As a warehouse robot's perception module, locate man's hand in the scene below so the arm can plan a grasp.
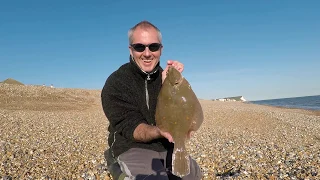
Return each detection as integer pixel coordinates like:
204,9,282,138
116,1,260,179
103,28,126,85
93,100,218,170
159,129,174,143
158,128,195,143
133,124,163,142
162,60,184,83
133,123,184,143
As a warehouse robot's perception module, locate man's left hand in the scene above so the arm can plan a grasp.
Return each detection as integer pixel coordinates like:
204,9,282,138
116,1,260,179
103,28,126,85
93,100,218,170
162,60,184,83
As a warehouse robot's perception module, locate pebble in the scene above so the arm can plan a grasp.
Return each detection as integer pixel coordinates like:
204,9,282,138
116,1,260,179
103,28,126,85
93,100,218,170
1,83,320,179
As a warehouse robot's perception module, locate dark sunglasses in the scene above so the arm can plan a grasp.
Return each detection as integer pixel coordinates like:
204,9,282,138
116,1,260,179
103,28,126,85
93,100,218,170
130,43,162,52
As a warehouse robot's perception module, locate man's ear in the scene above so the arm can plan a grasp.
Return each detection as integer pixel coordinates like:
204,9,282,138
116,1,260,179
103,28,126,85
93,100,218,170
160,46,163,56
129,46,134,57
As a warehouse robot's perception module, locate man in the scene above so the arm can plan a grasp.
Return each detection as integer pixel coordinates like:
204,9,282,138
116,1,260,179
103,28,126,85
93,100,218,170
101,20,202,180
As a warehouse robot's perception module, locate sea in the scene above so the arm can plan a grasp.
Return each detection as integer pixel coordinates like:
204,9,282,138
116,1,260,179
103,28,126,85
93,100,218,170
248,95,320,111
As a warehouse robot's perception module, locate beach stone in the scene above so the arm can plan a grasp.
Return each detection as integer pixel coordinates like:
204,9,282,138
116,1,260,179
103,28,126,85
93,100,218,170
1,83,320,179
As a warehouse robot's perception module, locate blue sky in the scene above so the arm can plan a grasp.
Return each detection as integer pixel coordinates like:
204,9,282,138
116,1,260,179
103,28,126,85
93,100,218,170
1,0,319,101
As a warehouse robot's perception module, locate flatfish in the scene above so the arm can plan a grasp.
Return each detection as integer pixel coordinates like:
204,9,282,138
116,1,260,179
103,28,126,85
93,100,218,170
155,66,204,177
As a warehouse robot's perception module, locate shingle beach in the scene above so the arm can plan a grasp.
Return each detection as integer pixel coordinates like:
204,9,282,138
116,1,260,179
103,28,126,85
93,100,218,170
1,83,319,179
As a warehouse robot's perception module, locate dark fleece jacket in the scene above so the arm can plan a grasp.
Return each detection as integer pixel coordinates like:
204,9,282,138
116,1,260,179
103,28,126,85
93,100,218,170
101,56,172,158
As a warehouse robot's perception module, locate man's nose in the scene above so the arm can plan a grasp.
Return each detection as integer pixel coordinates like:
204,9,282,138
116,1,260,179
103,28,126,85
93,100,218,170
143,47,151,57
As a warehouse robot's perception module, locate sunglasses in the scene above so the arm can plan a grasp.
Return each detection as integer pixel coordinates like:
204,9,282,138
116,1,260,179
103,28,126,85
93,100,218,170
130,43,162,52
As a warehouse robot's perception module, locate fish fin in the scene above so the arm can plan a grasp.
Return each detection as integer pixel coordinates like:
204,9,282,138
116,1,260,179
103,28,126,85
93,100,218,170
190,100,204,131
172,146,190,178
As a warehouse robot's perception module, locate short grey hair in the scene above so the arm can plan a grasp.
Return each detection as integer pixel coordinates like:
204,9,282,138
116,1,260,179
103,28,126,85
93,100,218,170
128,20,162,44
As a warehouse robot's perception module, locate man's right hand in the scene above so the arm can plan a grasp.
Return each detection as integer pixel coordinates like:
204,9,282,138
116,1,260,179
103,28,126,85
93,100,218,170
159,129,194,143
159,129,174,143
133,123,195,143
133,123,176,143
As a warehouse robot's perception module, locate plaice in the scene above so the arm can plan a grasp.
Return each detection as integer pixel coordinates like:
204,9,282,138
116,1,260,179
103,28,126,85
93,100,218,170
155,66,204,178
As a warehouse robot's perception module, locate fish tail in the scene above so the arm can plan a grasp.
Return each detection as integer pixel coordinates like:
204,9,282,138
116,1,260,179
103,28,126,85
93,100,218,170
171,146,190,178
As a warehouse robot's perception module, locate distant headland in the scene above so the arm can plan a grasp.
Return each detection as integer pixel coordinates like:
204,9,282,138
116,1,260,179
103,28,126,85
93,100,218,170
0,78,24,85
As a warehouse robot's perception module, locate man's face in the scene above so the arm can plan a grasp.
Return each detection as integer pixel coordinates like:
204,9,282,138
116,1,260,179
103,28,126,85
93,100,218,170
129,27,162,73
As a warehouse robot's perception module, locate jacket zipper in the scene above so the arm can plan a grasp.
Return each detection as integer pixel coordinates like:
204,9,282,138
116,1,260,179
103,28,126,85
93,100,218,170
110,131,117,157
145,74,150,109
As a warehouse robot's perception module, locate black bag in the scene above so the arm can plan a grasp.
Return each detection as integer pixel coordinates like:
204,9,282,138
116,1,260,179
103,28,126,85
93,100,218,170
104,148,124,180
